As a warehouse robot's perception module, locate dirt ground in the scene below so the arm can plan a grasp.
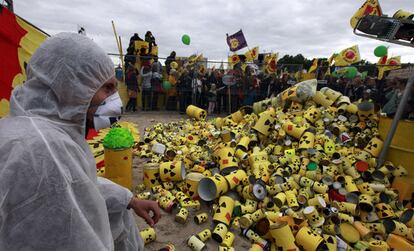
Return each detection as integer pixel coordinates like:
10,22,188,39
122,111,253,250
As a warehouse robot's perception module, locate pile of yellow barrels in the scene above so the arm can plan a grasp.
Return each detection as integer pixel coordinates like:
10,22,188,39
136,82,414,251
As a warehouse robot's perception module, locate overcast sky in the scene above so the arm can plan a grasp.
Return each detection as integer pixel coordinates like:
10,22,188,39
14,0,414,65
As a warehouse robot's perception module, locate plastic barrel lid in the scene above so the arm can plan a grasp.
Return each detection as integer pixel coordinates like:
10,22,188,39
307,148,316,155
349,115,359,123
308,162,318,171
355,161,369,172
338,115,347,122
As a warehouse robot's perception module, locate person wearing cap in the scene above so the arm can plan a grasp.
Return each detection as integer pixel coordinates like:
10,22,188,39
0,33,160,250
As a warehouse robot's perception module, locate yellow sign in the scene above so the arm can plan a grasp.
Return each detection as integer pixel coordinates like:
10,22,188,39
350,0,383,29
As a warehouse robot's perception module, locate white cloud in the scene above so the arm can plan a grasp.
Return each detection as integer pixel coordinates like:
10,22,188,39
14,0,414,63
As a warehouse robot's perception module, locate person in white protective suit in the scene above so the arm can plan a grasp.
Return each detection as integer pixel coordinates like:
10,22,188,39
0,33,160,250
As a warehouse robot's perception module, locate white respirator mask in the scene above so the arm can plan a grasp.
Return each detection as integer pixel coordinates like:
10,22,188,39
93,91,123,130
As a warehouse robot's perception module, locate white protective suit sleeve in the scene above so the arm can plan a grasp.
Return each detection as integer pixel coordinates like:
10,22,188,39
0,33,141,251
97,178,144,251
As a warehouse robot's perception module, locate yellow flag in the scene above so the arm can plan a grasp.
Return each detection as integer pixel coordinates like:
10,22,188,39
350,0,383,29
378,56,401,80
308,59,318,73
334,45,361,66
196,53,204,62
228,54,240,66
265,53,278,74
384,56,401,71
187,54,201,65
244,46,259,62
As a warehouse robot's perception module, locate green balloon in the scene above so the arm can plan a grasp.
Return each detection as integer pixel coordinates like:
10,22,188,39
374,45,387,57
346,67,358,79
181,34,191,45
332,71,338,77
163,81,172,90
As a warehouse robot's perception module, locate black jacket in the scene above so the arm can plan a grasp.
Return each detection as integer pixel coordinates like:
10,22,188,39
177,74,192,92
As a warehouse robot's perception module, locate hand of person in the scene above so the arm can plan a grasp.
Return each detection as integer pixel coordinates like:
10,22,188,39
128,198,161,227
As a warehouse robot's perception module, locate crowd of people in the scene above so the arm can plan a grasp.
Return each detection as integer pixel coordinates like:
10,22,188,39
122,33,414,120
326,74,414,119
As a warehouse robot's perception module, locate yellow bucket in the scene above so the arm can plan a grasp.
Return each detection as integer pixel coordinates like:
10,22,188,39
159,161,186,182
364,137,383,158
304,106,321,124
196,229,211,242
369,240,389,251
357,102,375,121
185,172,205,199
221,231,235,248
143,162,160,189
299,131,315,149
237,136,250,152
323,87,342,103
104,147,133,190
393,9,414,20
215,147,238,173
140,227,156,245
198,174,229,201
175,207,189,224
186,105,207,121
269,222,298,251
229,110,244,123
282,121,305,139
187,235,206,251
224,169,247,189
252,111,275,136
212,223,228,243
213,196,235,226
194,213,209,225
295,226,326,251
312,91,334,108
387,234,414,250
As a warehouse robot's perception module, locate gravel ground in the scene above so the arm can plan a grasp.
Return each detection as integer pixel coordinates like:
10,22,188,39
122,111,253,251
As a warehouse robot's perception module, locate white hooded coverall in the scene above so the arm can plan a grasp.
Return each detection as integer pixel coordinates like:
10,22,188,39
0,33,144,250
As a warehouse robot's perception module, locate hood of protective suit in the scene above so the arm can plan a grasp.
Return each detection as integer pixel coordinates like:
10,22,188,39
10,32,114,135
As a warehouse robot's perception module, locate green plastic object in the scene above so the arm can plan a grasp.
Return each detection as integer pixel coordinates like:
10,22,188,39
181,34,191,45
374,45,387,57
307,162,318,171
346,66,358,79
103,127,134,149
163,81,172,91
